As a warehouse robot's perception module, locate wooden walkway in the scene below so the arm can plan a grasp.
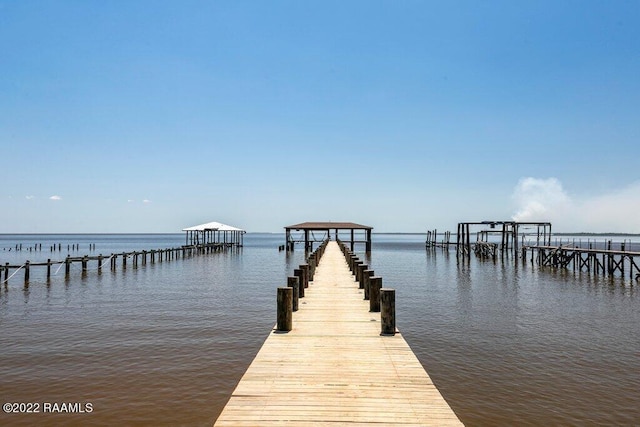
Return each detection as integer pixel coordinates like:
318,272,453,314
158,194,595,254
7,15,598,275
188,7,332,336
214,242,463,426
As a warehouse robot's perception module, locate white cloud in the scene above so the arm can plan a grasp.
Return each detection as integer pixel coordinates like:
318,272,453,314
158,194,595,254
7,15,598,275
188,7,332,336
142,199,151,204
512,177,571,223
25,195,34,200
49,195,62,201
512,177,640,233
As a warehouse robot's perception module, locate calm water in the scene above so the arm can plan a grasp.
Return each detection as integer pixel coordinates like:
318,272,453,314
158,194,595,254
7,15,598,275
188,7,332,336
1,233,639,426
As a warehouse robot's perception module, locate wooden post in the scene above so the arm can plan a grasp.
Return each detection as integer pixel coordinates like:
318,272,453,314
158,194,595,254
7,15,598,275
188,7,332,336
363,269,373,300
304,229,309,252
4,263,8,283
353,259,362,277
24,261,30,284
380,288,396,336
357,264,367,289
82,256,88,272
47,259,52,279
276,287,293,332
350,228,354,251
308,254,316,279
294,268,305,298
65,256,71,277
369,276,382,312
301,264,309,288
122,252,127,269
287,276,299,311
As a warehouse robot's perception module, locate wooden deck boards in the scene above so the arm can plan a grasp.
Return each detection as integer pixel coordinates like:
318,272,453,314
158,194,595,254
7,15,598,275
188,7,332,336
214,242,463,426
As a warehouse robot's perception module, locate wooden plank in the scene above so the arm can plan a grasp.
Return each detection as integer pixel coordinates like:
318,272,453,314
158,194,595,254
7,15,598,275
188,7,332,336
213,241,463,426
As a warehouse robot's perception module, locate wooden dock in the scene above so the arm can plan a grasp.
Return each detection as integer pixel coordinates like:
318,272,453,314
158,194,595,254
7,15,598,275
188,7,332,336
214,241,462,426
1,243,233,286
523,244,640,280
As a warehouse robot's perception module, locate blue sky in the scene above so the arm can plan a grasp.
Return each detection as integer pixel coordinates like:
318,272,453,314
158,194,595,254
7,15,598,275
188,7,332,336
1,1,639,233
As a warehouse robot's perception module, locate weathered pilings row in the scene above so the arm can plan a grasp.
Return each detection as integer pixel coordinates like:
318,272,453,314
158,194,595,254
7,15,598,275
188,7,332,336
3,243,96,252
1,243,231,286
525,245,640,280
276,239,329,332
276,237,396,335
336,239,395,336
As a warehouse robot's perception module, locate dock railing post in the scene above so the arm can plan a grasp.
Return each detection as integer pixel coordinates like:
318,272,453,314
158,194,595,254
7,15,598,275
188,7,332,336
300,264,309,288
287,276,299,311
308,254,316,279
380,288,396,335
276,287,293,332
363,269,373,300
369,276,382,312
357,264,367,289
294,268,305,298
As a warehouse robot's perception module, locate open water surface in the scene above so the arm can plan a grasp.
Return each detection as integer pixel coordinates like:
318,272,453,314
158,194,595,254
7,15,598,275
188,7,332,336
1,233,639,426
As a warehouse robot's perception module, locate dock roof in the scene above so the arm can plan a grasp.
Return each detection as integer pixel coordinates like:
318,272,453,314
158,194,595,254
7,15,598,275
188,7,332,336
284,221,373,230
182,221,245,232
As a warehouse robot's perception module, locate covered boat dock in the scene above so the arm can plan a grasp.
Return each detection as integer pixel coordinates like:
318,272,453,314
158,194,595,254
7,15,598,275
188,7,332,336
182,221,245,247
284,221,372,252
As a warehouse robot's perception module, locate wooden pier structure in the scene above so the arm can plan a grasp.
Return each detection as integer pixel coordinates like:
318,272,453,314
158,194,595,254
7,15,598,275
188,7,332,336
1,243,233,286
1,221,246,286
214,241,462,426
426,220,640,281
183,221,246,247
523,243,640,280
456,221,552,256
284,221,372,252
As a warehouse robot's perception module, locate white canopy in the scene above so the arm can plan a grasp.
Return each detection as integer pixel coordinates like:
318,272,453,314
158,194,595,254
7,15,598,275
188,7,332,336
182,221,245,232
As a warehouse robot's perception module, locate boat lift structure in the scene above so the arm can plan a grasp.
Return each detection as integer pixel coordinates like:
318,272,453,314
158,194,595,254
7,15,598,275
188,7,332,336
457,221,552,256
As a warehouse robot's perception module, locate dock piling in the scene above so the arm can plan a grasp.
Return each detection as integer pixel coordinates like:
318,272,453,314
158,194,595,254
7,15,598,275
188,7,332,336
369,276,382,312
294,268,304,298
24,261,30,285
380,288,396,335
276,287,293,332
287,276,299,311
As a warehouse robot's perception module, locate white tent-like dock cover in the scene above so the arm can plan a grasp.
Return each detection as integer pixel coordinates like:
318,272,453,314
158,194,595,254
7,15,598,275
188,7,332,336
182,221,245,247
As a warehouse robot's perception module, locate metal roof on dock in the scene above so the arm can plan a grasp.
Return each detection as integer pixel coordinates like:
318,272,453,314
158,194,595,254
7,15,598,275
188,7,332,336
182,221,245,232
285,221,373,230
